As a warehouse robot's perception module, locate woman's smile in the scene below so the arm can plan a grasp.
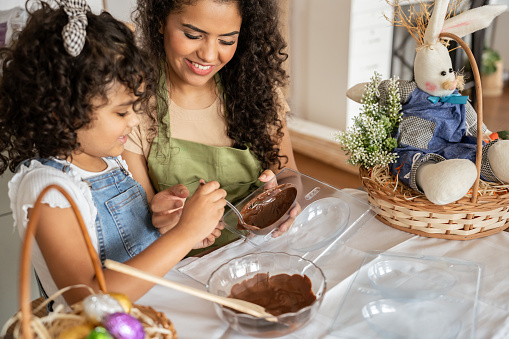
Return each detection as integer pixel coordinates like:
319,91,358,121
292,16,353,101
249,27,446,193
186,59,215,76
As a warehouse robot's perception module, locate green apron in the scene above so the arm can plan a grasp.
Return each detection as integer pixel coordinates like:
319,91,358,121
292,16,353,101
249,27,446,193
147,72,263,255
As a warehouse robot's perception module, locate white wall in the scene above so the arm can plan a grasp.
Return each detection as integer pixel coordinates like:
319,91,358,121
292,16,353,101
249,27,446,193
288,0,393,132
493,12,509,74
104,0,136,23
288,0,353,131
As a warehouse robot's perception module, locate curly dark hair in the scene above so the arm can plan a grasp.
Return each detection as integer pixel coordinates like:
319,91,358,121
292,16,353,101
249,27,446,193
133,0,289,170
0,2,156,175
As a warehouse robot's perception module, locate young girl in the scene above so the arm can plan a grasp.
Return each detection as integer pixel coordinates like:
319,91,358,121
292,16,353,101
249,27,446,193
124,0,298,252
0,0,226,307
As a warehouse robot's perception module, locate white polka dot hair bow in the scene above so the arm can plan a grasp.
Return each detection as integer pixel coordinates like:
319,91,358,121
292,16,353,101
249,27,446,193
61,0,91,57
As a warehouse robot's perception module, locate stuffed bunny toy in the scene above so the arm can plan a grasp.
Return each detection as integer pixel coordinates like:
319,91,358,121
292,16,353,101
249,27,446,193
347,0,508,205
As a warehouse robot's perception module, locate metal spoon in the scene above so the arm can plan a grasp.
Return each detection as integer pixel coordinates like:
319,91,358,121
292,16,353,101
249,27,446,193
224,200,248,228
198,180,247,227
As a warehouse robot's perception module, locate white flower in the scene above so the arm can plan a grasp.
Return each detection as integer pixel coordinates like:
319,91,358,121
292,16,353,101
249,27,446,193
336,72,402,168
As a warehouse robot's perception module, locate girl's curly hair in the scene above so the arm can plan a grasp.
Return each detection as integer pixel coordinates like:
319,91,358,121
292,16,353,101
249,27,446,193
133,0,289,170
0,2,156,174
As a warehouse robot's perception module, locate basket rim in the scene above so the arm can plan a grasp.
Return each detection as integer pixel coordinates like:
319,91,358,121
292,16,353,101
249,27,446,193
359,167,509,240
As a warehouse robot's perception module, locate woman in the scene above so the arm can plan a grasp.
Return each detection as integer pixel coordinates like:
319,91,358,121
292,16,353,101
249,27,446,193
123,0,297,252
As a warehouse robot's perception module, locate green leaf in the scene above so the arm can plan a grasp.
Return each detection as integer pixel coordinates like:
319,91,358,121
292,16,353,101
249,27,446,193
498,130,509,140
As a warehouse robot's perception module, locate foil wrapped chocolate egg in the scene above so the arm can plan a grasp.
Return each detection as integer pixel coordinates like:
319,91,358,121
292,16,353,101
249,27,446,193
103,312,145,339
57,323,93,339
83,294,124,323
108,292,132,313
86,326,114,339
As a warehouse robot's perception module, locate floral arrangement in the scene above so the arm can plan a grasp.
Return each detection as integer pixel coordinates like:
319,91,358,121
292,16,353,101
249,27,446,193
335,72,402,168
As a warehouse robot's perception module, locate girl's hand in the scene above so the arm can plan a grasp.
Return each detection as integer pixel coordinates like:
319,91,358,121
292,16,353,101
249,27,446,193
192,222,225,249
150,184,189,234
178,180,227,242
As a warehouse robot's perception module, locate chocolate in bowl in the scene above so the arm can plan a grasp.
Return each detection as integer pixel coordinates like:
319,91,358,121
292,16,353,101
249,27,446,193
207,252,326,338
237,183,297,235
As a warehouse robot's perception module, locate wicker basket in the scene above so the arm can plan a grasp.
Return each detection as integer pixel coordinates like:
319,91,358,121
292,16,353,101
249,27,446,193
2,184,177,338
359,32,509,240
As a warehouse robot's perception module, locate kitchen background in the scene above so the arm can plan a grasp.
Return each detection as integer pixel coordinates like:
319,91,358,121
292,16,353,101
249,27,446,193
1,0,508,325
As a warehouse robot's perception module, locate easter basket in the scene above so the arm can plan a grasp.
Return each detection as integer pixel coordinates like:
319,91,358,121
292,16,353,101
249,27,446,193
359,33,509,240
1,184,177,338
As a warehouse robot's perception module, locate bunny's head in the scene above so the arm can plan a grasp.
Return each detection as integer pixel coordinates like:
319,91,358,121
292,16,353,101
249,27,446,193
412,0,506,96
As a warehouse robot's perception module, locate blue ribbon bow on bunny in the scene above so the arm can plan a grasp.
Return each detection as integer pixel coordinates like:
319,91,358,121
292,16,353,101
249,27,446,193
427,93,468,104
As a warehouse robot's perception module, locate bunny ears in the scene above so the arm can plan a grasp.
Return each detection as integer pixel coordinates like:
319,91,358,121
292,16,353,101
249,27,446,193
387,0,506,48
439,4,507,41
425,0,506,45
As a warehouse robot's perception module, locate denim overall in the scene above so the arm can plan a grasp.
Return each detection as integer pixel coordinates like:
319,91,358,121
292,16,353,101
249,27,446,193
147,71,263,255
22,158,160,263
21,157,160,311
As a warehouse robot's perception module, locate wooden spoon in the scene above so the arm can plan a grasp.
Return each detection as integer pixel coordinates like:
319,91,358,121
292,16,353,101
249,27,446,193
104,259,277,322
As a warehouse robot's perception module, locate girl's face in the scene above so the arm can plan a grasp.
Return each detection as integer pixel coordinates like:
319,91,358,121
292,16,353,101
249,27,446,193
161,0,242,88
74,83,140,167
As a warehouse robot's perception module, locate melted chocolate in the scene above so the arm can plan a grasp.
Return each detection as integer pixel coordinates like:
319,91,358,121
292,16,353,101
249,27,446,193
239,183,297,230
228,273,316,316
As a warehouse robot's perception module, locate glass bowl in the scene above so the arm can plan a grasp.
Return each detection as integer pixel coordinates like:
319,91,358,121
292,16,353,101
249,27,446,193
286,197,350,252
207,252,326,338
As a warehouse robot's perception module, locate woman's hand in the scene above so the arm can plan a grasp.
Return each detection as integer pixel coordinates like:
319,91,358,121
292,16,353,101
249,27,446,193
258,169,278,189
270,202,301,238
192,222,225,249
151,184,189,234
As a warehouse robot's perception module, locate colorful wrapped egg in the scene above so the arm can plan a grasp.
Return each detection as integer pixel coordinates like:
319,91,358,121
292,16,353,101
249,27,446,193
108,292,132,313
103,312,145,339
83,294,124,323
86,326,114,339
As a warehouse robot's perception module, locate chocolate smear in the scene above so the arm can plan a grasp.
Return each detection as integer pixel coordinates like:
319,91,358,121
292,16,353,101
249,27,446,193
228,273,316,316
239,183,297,230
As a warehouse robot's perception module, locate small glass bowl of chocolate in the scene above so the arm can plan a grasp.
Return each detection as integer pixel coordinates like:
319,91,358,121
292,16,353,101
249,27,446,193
207,252,326,338
236,183,298,236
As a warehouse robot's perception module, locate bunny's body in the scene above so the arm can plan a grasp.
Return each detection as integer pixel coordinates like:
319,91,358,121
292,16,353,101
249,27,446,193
347,0,508,205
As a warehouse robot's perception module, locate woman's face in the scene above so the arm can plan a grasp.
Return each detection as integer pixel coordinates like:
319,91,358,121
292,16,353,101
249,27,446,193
161,0,242,88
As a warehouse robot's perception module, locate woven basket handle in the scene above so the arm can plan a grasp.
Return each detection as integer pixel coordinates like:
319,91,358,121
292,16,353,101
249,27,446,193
19,184,107,339
439,32,483,204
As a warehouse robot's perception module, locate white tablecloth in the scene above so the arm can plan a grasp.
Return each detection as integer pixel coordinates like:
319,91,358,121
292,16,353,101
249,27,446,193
137,190,509,339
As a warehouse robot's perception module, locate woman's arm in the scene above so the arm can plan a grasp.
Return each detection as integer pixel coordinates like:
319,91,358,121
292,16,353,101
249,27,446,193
274,117,298,173
271,88,298,174
122,150,156,202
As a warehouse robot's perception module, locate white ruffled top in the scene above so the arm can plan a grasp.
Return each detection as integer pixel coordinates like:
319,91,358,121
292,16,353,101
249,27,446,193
8,157,128,307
